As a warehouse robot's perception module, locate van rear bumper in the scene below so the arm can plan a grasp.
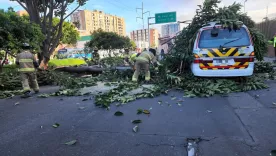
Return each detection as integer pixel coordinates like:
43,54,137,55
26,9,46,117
191,62,254,77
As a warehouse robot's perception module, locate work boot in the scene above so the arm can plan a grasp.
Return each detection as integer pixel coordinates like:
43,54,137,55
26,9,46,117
21,91,31,98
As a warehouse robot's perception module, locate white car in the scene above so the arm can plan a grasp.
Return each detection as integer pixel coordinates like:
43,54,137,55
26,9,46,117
191,22,255,77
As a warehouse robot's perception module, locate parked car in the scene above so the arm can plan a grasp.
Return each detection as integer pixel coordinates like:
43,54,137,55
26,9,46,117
191,22,255,77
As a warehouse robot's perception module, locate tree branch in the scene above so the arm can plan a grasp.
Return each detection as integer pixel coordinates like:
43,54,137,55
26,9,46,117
15,0,28,11
63,5,81,20
41,0,48,30
49,0,67,55
45,0,54,46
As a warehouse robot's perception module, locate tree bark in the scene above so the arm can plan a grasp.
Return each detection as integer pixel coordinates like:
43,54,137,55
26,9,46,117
0,51,8,73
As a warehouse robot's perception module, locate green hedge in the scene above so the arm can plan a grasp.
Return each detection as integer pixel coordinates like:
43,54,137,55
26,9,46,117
48,58,87,67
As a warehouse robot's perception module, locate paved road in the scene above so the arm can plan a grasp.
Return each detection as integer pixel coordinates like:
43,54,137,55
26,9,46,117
1,82,276,156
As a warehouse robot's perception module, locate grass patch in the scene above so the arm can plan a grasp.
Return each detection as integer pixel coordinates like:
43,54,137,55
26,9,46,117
48,58,87,68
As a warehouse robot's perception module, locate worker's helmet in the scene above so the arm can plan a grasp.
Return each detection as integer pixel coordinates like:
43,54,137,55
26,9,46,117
149,48,156,56
22,43,30,50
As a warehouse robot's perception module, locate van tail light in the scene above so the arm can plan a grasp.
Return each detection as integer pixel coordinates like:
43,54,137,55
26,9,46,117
194,59,202,63
249,57,254,62
250,52,255,56
194,59,213,64
234,58,254,62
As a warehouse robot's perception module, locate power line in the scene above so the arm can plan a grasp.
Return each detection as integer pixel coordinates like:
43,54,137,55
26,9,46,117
105,0,133,12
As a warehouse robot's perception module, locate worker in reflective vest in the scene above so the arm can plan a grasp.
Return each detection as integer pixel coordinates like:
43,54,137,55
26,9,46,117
271,33,276,59
16,43,39,98
132,48,158,82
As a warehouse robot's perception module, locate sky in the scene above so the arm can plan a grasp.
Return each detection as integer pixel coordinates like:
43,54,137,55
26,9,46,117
0,0,276,36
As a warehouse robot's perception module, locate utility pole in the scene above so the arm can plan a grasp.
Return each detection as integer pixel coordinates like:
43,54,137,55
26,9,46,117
136,2,150,49
244,0,247,13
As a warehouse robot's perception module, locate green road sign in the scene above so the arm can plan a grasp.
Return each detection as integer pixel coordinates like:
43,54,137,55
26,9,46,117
155,12,177,24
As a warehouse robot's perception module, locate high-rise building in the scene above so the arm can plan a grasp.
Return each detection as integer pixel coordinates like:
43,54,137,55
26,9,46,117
130,29,159,49
71,10,126,36
161,23,180,37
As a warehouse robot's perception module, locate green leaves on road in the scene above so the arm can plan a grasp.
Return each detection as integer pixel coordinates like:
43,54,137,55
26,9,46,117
64,140,77,146
38,94,50,98
171,96,176,100
133,125,139,133
143,110,150,114
78,107,86,110
132,120,142,124
114,111,124,116
52,123,60,128
137,109,143,114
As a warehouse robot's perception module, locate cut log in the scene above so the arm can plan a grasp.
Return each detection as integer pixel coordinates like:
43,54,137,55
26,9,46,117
55,66,103,74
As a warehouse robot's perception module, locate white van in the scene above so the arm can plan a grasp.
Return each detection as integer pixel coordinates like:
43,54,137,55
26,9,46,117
191,22,255,77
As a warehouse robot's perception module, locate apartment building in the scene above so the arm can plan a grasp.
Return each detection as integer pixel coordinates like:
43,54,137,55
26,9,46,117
130,29,159,49
161,23,180,37
71,10,126,36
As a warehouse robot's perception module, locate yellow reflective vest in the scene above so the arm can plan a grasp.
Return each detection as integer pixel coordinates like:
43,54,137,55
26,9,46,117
136,51,157,63
16,51,36,72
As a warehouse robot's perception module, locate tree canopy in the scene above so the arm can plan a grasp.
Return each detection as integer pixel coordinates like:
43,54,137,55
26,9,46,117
53,18,80,46
0,9,44,53
11,0,88,68
86,30,132,51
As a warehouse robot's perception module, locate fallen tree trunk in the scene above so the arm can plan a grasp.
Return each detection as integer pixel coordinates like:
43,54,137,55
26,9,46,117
55,66,104,74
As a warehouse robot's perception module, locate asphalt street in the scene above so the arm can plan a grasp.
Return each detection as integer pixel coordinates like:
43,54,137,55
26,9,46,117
1,82,276,156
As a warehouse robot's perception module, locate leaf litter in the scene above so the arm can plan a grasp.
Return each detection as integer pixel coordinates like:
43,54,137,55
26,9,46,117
132,120,142,124
78,107,86,110
143,110,150,114
52,123,60,128
64,140,77,145
207,110,212,113
133,125,139,133
114,111,124,116
137,109,143,114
